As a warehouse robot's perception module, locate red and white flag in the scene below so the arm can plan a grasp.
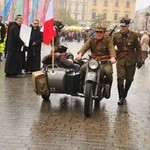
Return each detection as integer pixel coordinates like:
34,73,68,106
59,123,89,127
43,0,56,45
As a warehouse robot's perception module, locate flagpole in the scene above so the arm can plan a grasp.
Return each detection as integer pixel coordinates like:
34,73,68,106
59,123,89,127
51,38,55,73
43,0,56,72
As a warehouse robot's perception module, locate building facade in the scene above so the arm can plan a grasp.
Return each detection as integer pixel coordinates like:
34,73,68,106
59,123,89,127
1,0,138,28
54,0,136,28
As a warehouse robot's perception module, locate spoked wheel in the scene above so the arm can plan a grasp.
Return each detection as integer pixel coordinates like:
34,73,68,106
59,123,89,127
41,93,50,101
84,81,94,117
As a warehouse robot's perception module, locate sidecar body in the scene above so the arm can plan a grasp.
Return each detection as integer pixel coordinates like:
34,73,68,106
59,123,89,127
46,67,80,95
32,66,81,100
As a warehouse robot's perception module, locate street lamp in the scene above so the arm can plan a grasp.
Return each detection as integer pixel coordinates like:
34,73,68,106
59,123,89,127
145,12,149,31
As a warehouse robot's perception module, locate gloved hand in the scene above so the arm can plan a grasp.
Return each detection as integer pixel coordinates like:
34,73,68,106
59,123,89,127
136,62,142,69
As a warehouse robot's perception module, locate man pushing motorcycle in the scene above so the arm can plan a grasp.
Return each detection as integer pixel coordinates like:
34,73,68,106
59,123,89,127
76,25,116,99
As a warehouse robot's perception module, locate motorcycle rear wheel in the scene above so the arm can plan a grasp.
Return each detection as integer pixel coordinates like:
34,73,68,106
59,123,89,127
84,81,94,117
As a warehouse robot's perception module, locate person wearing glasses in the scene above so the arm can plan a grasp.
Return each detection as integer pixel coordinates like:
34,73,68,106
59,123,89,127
25,20,43,73
113,17,142,105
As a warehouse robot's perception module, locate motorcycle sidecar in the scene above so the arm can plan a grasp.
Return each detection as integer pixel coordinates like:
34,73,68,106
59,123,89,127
41,66,81,101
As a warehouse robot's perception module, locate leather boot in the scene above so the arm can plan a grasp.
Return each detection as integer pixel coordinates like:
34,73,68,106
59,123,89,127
117,83,125,105
124,81,132,99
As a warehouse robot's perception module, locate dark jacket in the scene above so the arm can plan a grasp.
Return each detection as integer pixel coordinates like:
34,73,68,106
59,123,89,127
29,26,43,51
0,22,6,43
42,52,74,68
6,22,24,52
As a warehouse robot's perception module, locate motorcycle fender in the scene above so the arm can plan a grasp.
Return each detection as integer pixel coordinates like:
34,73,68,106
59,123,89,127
85,72,97,82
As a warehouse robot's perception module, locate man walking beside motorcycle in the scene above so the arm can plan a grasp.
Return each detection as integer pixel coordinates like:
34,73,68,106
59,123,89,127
76,26,116,98
113,17,142,105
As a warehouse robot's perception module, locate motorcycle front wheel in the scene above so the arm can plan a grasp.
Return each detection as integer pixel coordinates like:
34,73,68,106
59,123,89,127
84,81,94,117
41,93,50,101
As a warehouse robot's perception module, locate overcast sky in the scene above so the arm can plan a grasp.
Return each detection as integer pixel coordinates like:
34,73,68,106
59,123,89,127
135,0,150,11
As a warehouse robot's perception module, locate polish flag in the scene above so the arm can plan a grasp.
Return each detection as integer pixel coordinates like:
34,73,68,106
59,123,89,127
43,0,56,45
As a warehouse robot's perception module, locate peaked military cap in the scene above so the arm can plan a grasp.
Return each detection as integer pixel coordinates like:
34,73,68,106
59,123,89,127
120,17,131,26
94,26,106,32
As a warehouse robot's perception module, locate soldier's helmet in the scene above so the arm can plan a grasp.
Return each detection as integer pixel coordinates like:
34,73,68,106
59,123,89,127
94,26,106,32
120,17,131,26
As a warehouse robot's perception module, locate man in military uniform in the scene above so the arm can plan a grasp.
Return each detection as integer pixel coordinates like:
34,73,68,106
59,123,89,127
76,26,116,98
113,17,142,105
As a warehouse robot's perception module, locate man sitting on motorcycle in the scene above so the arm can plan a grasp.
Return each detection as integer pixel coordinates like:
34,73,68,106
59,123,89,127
76,25,116,98
42,44,74,69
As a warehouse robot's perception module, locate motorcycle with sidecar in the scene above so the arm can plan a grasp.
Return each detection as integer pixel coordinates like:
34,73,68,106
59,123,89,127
32,45,111,117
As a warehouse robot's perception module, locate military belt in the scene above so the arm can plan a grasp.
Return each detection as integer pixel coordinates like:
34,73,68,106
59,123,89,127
90,54,110,60
118,50,135,56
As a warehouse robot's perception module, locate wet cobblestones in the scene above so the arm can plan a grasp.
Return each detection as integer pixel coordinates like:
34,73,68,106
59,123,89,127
0,42,150,150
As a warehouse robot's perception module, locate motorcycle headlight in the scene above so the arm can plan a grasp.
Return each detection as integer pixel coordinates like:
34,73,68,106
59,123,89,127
88,59,99,70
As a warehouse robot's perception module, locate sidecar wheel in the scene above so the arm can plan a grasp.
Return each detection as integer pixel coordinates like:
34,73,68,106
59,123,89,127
84,81,94,117
41,93,50,101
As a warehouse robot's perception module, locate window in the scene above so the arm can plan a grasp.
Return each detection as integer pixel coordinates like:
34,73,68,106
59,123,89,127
92,11,96,20
82,15,85,20
82,4,86,12
104,0,108,6
68,4,71,11
115,0,119,7
75,4,78,11
126,0,130,8
103,13,107,20
75,14,78,20
93,0,97,6
114,13,118,20
59,1,65,8
125,14,129,18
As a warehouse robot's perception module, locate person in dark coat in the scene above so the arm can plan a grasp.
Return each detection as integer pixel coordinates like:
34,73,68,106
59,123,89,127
4,14,22,58
4,15,24,78
0,15,6,61
25,19,43,73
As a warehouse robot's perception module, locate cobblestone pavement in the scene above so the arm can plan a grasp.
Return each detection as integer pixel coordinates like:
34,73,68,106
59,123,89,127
0,40,150,150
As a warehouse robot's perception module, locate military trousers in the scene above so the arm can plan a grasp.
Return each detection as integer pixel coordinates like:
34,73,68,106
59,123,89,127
117,63,136,84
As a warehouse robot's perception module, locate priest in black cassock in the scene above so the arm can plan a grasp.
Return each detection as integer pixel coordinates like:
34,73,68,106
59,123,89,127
25,19,43,73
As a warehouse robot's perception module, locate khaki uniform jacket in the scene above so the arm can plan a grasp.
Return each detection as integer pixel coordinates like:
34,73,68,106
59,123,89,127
78,36,116,58
113,30,142,66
